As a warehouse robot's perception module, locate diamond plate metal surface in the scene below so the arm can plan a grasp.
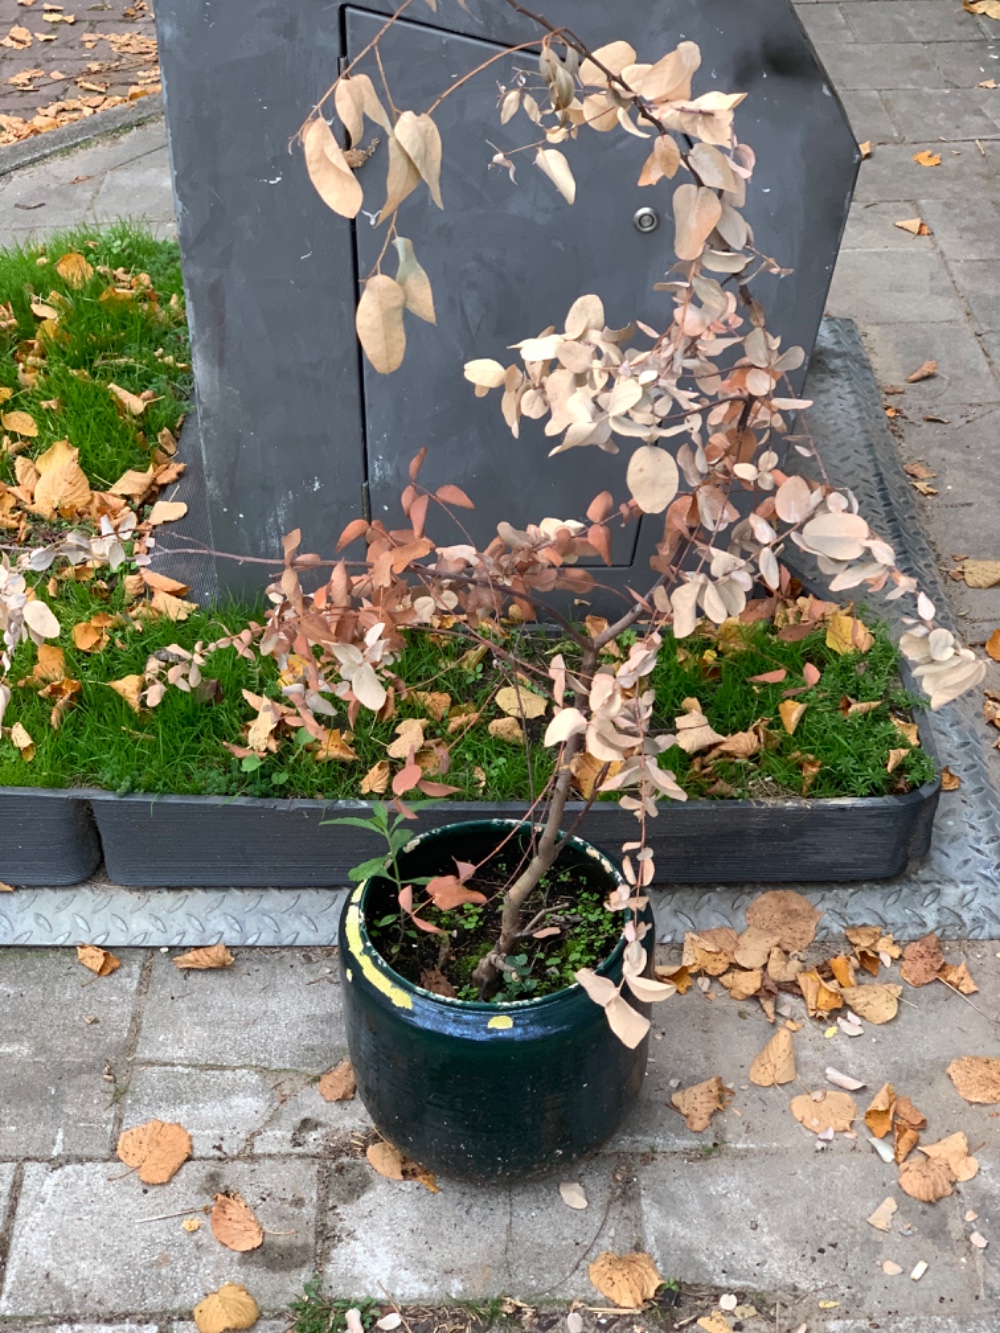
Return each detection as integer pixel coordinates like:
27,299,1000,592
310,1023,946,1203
2,319,999,946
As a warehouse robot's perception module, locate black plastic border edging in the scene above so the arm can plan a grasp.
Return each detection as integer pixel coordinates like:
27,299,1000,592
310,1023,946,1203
0,757,939,888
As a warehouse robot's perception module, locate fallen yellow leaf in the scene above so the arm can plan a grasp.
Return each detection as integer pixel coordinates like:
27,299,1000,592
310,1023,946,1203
588,1250,663,1308
54,251,94,287
147,500,188,526
193,1283,260,1333
117,1118,192,1184
318,1058,356,1102
912,150,942,167
211,1191,264,1253
172,945,234,970
77,944,120,976
1,409,38,436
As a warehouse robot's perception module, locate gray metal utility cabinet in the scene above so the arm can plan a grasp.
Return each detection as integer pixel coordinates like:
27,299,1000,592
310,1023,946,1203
154,0,858,599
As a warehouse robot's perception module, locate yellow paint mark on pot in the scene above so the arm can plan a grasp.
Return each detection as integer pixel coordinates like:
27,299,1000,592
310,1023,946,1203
487,1015,514,1030
345,900,413,1010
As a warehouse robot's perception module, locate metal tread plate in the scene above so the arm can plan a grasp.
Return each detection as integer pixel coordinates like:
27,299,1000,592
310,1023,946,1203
3,318,1000,946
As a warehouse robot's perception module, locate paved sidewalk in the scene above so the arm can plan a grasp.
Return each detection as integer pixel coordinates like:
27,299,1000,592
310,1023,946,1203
1,942,999,1329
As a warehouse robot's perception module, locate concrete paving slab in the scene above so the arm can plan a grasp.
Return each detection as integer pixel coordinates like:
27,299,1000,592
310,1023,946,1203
841,1,992,44
836,90,901,143
882,88,1000,141
0,949,146,1160
827,250,967,323
0,1159,317,1317
859,322,1000,404
950,259,1000,333
322,1154,640,1301
851,143,997,203
841,199,931,250
813,42,942,90
639,1149,988,1318
122,1063,371,1159
136,949,343,1072
930,41,1000,89
0,1325,157,1333
919,195,1000,261
797,4,854,43
90,160,176,233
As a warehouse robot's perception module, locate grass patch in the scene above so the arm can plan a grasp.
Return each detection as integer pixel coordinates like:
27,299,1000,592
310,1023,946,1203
0,222,189,491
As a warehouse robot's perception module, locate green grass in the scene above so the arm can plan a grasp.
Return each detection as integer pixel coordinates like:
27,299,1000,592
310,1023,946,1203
0,222,190,490
290,1280,381,1333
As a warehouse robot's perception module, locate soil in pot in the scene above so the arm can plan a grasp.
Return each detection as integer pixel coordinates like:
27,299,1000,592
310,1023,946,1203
366,840,622,1002
340,820,652,1181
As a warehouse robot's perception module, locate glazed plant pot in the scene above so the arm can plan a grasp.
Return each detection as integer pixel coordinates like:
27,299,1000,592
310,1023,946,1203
338,819,653,1183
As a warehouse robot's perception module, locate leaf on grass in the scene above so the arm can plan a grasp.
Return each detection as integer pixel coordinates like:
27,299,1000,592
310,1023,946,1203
790,1090,856,1134
172,945,234,970
826,611,874,655
749,1027,796,1086
54,251,94,287
495,684,547,719
1,409,38,436
10,721,34,761
193,1283,260,1333
867,1196,898,1232
912,150,942,167
840,983,901,1024
947,1056,1000,1104
588,1250,663,1308
411,690,451,721
559,1181,588,1210
488,716,523,744
778,698,806,735
148,500,188,526
72,612,115,653
77,944,120,976
110,466,156,500
211,1191,264,1252
107,675,144,712
315,730,359,762
117,1118,192,1184
671,1076,733,1131
360,760,390,794
900,933,945,986
745,889,821,951
141,569,191,597
865,1083,896,1139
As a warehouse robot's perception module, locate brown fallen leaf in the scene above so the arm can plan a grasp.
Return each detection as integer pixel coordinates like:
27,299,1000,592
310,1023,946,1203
913,150,942,167
947,1056,1000,1104
906,359,938,381
654,963,693,994
488,715,523,744
962,560,1000,589
839,983,902,1024
865,1083,897,1139
682,928,738,976
895,1095,927,1131
588,1250,663,1308
173,945,234,970
903,461,936,480
193,1282,260,1333
937,961,978,995
867,1196,898,1232
360,759,391,794
745,889,821,952
718,968,762,1001
940,767,961,791
76,944,120,976
107,674,144,712
985,629,1000,661
778,698,806,735
671,1076,733,1131
495,683,547,718
797,968,843,1017
210,1191,264,1253
858,140,872,158
695,1314,732,1333
921,1132,979,1181
749,1027,796,1087
828,954,856,989
411,689,452,721
895,219,931,237
898,1154,955,1203
141,568,191,597
117,1118,192,1184
734,925,780,970
900,933,945,986
894,1123,921,1164
148,500,188,526
826,611,874,655
318,1059,356,1102
790,1089,856,1135
0,881,13,892
366,1139,439,1192
767,946,804,983
55,251,94,287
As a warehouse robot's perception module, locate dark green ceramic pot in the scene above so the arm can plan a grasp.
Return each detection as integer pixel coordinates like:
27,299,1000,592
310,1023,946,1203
338,819,653,1183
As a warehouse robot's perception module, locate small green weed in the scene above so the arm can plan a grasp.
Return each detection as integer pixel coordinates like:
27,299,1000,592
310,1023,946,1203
289,1280,381,1333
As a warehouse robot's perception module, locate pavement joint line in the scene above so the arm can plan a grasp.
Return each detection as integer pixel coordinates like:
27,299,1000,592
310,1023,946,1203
0,1162,24,1304
232,1071,315,1160
111,949,155,1146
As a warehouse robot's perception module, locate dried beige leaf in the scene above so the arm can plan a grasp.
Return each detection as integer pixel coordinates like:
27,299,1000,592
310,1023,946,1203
365,1140,438,1192
894,219,930,237
797,969,843,1017
906,358,937,381
900,933,945,987
172,945,234,970
23,599,60,640
790,1089,856,1135
947,1055,1000,1104
106,675,144,712
718,968,762,1001
559,1181,588,1210
1,409,38,436
673,182,722,261
970,1231,989,1249
393,236,435,324
108,382,148,416
749,1027,796,1087
382,132,421,216
210,1191,264,1252
534,146,576,203
913,150,941,167
193,1282,260,1333
734,925,779,970
961,560,1000,589
182,1217,203,1233
356,274,406,375
840,983,901,1024
627,445,679,514
588,1250,663,1308
671,1076,733,1131
148,500,188,526
865,1083,897,1139
867,1196,898,1232
360,760,391,795
77,944,120,976
920,1132,978,1182
937,960,978,994
318,1058,356,1102
778,698,806,735
682,927,737,975
117,1118,192,1184
488,715,523,744
304,117,363,218
495,684,547,719
745,890,821,952
882,1260,903,1276
55,251,94,287
395,111,443,207
898,1154,955,1203
605,994,651,1048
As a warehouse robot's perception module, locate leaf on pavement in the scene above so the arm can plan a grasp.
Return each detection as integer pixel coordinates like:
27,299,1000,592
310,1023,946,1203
790,1089,856,1135
906,359,937,381
898,1154,955,1204
912,150,941,167
116,1118,192,1184
588,1250,663,1308
864,1083,897,1139
797,968,843,1017
559,1181,588,1210
867,1196,898,1232
211,1191,264,1252
947,1056,1000,1104
920,1132,978,1182
900,933,945,986
366,1139,439,1192
193,1283,260,1333
76,944,120,976
937,961,978,994
745,889,821,951
173,945,234,970
840,983,902,1024
671,1076,733,1131
749,1027,796,1086
319,1059,356,1102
